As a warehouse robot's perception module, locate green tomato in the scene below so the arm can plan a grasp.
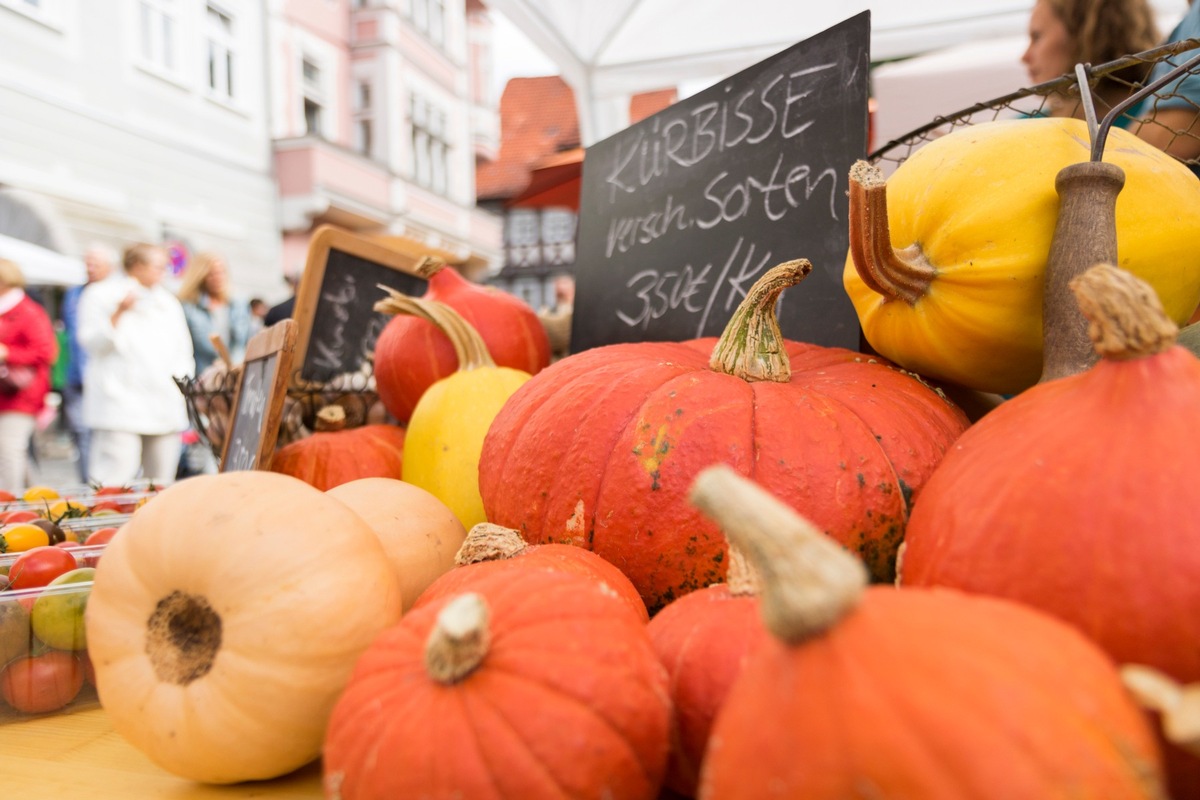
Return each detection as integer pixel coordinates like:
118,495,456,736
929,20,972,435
31,567,95,651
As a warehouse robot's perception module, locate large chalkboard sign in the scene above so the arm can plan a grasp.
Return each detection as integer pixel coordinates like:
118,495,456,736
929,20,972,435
221,320,297,472
571,13,870,352
293,226,428,383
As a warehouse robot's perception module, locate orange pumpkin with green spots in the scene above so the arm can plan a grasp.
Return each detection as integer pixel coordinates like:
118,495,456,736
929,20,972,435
478,261,969,612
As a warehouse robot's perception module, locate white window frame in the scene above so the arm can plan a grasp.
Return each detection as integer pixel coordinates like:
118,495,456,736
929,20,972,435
406,0,445,47
410,94,450,195
0,0,62,28
205,2,236,103
137,0,182,79
353,79,375,158
301,54,327,138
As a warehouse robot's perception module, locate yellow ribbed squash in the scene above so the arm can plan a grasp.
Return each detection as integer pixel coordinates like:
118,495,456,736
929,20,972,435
376,290,530,529
844,118,1200,395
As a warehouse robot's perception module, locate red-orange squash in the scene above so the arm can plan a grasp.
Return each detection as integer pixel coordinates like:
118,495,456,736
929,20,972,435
269,406,405,491
480,260,969,612
411,522,648,622
690,466,1165,799
899,265,1200,795
648,547,766,797
373,260,550,423
322,569,671,800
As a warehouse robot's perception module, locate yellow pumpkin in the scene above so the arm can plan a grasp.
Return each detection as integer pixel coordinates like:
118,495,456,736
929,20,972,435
375,290,530,529
326,477,468,610
844,118,1200,395
83,471,404,784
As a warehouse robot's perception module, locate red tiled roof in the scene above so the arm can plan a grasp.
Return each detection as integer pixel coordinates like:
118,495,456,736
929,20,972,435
476,77,678,202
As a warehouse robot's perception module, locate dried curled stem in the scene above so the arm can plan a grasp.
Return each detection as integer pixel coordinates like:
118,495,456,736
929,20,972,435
708,260,811,383
1122,664,1200,756
1069,264,1178,361
690,465,867,645
424,593,491,684
847,160,936,305
374,287,495,371
456,522,528,565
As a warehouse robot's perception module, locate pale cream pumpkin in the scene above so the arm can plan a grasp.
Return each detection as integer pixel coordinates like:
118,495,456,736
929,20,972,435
327,477,468,611
83,471,404,784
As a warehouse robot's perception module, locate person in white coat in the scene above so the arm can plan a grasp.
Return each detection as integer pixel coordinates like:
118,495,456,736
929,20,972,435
77,242,195,485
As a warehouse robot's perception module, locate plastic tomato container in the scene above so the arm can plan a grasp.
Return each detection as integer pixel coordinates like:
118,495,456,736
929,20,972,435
0,544,108,723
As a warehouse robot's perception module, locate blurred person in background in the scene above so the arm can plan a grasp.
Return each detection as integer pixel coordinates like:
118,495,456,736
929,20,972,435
0,258,58,494
1135,0,1200,165
78,243,194,486
177,251,252,374
1022,0,1160,122
264,271,300,327
248,297,268,336
59,242,116,483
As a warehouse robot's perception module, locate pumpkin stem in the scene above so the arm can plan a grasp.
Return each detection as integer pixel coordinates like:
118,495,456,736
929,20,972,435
847,160,937,305
375,287,496,371
1121,665,1200,757
145,591,222,685
724,543,762,597
1069,264,1178,362
415,256,447,279
690,465,867,645
314,404,348,433
456,522,528,565
425,593,491,684
709,260,811,383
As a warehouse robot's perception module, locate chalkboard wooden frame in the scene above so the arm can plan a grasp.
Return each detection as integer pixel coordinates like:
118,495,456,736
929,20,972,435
292,225,429,383
219,319,298,472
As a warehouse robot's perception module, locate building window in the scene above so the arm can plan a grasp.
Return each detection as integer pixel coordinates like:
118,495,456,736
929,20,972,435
505,210,541,268
205,3,235,101
410,95,449,195
353,80,374,158
301,56,325,137
541,209,577,266
408,0,444,46
139,0,179,75
0,0,60,25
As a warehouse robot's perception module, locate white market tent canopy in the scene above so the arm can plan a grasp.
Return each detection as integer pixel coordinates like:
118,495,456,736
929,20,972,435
486,0,1188,144
0,233,85,287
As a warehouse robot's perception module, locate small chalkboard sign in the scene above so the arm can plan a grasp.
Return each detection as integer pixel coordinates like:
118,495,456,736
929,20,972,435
571,12,870,353
293,226,428,383
220,320,297,472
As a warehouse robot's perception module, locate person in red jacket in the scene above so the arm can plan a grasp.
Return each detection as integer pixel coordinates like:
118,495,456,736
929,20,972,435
0,258,58,494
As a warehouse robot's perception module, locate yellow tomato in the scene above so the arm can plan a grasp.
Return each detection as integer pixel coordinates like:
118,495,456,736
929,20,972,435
2,523,51,552
22,485,59,503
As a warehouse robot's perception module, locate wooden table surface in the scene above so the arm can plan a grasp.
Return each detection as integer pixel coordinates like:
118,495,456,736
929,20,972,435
0,706,324,798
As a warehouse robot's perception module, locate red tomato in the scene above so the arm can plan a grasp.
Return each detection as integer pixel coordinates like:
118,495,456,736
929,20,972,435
7,547,78,590
0,490,16,502
0,651,84,714
0,510,39,525
83,527,119,547
89,501,122,514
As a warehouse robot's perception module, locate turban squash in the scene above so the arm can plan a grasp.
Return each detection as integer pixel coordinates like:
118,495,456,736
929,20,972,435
899,265,1200,796
690,466,1165,799
479,260,969,612
843,118,1200,395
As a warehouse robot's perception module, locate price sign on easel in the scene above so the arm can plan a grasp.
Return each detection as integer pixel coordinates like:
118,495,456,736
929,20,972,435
220,320,297,472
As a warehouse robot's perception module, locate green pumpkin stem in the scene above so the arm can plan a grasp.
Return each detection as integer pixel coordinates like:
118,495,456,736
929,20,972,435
1069,264,1178,362
690,465,868,645
375,287,496,371
847,160,937,305
456,522,528,565
425,593,491,684
709,260,811,383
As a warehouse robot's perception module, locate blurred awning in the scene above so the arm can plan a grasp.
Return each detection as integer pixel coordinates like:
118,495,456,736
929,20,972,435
508,148,583,211
0,233,85,287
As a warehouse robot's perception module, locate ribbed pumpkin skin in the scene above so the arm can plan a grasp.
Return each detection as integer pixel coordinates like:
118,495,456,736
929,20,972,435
322,569,671,800
411,542,649,623
900,346,1200,796
479,339,969,612
648,586,765,797
374,267,551,423
843,119,1200,395
269,423,406,491
699,588,1164,799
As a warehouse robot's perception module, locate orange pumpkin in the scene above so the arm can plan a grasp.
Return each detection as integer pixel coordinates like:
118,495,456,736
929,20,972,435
269,406,405,491
899,265,1200,795
648,547,766,797
691,466,1165,799
411,522,648,622
480,260,969,612
322,570,671,799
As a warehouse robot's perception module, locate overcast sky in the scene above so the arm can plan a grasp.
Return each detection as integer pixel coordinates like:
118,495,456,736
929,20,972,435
490,11,557,98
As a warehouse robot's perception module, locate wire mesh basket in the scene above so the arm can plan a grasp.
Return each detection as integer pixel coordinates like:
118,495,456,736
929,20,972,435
870,38,1200,171
175,363,388,460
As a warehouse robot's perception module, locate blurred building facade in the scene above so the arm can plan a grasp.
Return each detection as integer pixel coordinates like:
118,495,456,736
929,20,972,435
0,0,501,299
